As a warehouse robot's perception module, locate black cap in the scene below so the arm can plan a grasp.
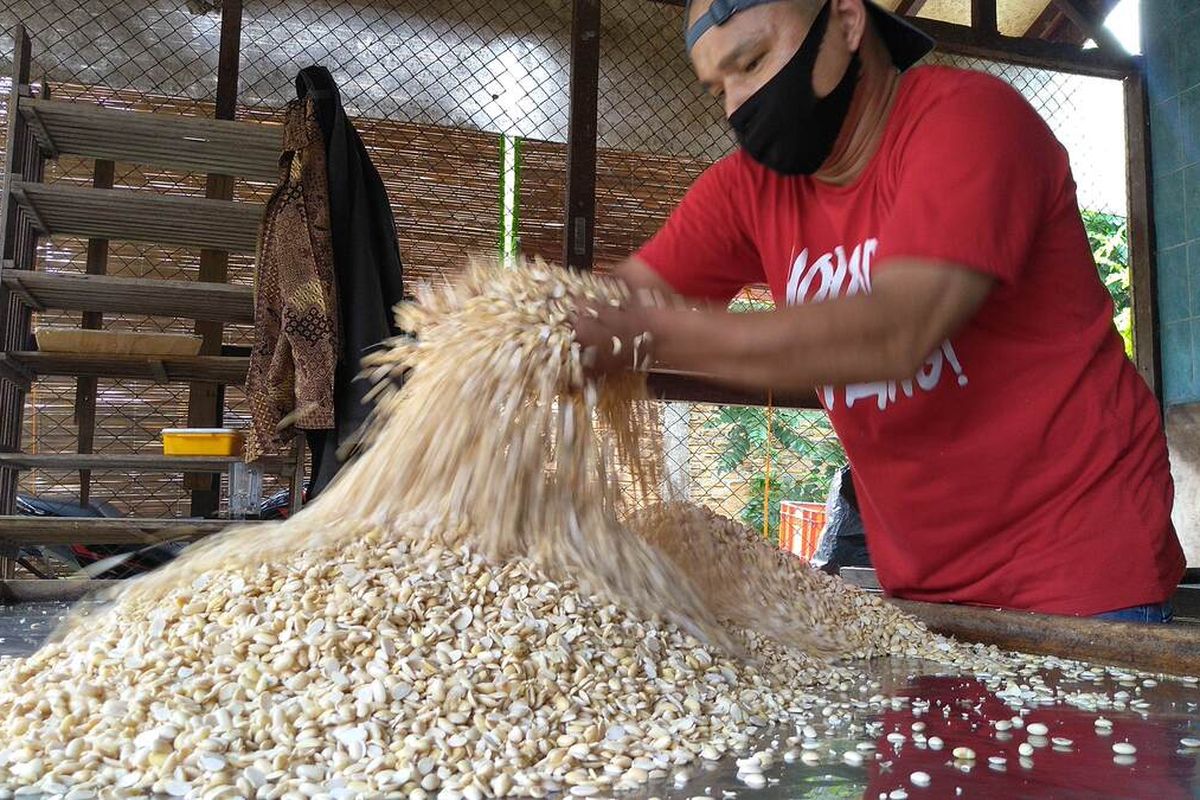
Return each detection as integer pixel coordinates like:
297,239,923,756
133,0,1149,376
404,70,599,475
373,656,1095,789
864,1,935,70
685,0,935,71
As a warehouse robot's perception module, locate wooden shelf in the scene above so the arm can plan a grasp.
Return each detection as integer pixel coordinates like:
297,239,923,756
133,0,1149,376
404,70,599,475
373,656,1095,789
0,517,255,545
2,351,248,384
2,270,255,323
645,369,820,410
19,97,281,181
0,453,290,473
10,182,263,253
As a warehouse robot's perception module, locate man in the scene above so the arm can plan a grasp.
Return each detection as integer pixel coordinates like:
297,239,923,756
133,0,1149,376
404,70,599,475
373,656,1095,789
574,0,1185,620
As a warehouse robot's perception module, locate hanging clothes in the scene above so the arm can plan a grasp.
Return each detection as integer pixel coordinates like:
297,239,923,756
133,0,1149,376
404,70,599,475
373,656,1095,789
295,66,407,498
245,97,340,462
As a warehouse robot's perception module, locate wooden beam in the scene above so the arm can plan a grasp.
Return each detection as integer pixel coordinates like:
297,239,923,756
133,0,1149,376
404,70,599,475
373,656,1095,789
21,103,58,158
76,159,114,508
1028,0,1122,45
188,0,244,516
890,598,1200,676
1051,0,1124,53
1024,5,1073,42
288,434,306,514
0,25,37,578
971,0,998,36
563,0,601,271
213,0,243,123
645,369,821,409
893,0,930,15
7,185,49,235
148,359,170,383
3,272,41,312
1125,70,1160,401
911,17,1135,78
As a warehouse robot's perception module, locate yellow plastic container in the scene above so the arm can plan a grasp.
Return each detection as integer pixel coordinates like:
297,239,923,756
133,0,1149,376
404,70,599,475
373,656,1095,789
162,428,244,457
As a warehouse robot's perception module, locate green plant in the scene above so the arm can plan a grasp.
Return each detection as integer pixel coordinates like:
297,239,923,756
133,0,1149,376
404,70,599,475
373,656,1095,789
704,406,846,544
1082,209,1133,358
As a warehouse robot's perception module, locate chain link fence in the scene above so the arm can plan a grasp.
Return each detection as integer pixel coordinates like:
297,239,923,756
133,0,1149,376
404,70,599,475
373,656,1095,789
0,1,1131,545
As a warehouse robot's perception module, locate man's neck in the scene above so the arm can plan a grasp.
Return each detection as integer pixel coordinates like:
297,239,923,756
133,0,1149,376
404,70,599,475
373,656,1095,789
814,36,903,187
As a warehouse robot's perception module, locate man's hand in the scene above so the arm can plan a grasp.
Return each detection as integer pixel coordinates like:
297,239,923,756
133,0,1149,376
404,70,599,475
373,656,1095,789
570,295,656,377
569,257,686,377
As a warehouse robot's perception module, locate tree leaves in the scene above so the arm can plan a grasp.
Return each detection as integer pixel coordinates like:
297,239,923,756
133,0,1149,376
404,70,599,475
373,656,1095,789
1083,210,1133,358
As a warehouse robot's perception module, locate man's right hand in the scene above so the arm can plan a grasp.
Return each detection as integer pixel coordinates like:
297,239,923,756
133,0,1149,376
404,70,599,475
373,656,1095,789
570,295,656,377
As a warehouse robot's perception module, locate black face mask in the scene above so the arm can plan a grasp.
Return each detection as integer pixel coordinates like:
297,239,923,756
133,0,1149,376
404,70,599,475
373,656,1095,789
728,1,861,175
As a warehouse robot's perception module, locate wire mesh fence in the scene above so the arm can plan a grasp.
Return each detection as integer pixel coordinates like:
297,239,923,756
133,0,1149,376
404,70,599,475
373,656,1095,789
0,0,1132,543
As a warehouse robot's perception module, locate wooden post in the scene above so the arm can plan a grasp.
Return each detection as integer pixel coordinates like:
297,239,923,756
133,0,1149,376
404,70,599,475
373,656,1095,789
76,159,114,508
288,434,306,515
563,0,601,271
1125,69,1160,401
0,26,43,577
186,0,244,516
971,0,998,35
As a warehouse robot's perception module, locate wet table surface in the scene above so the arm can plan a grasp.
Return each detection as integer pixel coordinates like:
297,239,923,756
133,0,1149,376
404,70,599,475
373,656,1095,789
1,601,1199,799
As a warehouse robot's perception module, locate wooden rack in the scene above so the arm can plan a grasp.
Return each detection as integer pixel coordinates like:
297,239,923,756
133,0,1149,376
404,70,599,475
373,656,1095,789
0,25,298,576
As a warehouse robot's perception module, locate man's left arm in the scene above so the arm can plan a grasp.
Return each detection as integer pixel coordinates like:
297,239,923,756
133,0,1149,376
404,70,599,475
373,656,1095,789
578,260,992,392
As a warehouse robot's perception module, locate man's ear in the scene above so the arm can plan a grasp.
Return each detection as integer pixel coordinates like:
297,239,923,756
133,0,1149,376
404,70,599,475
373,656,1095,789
831,0,868,52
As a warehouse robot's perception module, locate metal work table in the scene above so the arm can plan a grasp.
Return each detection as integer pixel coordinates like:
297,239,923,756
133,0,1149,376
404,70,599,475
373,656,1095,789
1,602,1198,799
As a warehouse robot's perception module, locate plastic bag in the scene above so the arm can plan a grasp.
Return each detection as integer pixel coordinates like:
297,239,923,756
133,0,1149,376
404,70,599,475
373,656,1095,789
811,465,872,573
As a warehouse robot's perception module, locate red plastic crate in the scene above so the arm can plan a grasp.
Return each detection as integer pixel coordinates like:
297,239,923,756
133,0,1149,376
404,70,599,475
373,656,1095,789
779,500,826,561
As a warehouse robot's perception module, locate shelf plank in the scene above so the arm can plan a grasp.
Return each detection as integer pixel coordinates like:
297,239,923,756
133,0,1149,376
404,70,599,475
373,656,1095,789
2,270,255,323
10,182,263,253
4,351,248,384
0,453,289,473
19,97,282,181
0,517,256,546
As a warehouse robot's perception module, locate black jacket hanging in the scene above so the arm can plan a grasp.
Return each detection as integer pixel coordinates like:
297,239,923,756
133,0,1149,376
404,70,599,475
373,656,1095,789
295,66,406,498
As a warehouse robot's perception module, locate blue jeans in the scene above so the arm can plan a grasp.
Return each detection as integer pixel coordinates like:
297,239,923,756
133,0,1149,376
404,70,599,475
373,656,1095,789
1093,602,1175,624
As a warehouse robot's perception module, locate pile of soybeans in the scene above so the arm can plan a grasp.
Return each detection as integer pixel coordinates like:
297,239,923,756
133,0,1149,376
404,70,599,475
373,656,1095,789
0,259,995,799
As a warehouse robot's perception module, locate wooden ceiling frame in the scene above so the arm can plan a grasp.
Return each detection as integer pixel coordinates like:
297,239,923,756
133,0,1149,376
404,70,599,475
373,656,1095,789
1025,0,1122,45
648,0,1134,77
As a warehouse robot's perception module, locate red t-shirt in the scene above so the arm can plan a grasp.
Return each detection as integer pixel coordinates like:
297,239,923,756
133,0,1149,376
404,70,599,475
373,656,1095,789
637,65,1184,615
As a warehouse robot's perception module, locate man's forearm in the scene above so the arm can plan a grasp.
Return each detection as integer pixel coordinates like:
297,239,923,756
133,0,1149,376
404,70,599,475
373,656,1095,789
645,293,919,393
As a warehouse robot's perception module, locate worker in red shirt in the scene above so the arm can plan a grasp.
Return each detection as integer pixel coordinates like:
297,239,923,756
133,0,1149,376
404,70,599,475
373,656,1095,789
573,0,1186,620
